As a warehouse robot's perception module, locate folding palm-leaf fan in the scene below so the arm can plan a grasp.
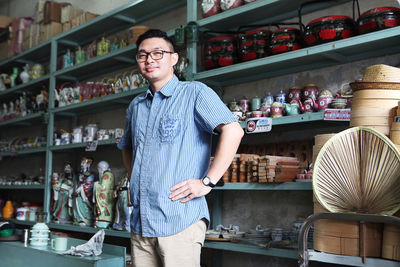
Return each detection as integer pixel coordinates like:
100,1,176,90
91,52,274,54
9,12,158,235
313,126,400,215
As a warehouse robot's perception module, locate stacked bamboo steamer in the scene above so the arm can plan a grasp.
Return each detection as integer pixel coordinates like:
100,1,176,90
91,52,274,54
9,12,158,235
382,210,400,261
312,133,382,257
350,64,400,136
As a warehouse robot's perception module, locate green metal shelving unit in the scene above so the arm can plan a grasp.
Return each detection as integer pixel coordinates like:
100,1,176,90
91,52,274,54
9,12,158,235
1,0,400,265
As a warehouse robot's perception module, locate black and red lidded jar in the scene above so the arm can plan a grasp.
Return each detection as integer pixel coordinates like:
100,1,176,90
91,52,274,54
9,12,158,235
239,29,270,62
204,35,237,69
358,7,400,34
270,28,302,55
304,15,356,46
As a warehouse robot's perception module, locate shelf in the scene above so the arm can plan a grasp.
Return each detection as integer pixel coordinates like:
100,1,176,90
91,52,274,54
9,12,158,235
216,181,312,190
308,250,400,267
50,138,117,151
195,27,400,86
6,218,37,226
0,112,46,128
0,147,46,157
47,222,130,238
0,185,45,190
55,0,186,46
197,0,350,31
0,75,50,101
55,43,138,81
204,241,297,259
0,40,51,72
51,87,146,116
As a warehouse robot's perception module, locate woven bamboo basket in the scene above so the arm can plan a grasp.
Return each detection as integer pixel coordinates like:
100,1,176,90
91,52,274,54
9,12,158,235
382,211,400,261
350,90,400,136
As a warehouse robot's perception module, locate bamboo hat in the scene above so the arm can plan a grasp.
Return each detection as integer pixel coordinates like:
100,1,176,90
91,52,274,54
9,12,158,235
350,64,400,90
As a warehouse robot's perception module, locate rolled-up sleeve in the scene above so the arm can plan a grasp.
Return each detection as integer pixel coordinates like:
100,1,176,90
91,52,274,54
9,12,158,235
117,105,133,150
194,83,237,134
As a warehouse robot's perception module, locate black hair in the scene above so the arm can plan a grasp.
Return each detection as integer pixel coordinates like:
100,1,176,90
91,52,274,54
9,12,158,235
136,29,176,52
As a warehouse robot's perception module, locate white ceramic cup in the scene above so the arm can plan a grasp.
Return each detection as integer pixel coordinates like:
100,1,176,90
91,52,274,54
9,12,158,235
51,237,68,251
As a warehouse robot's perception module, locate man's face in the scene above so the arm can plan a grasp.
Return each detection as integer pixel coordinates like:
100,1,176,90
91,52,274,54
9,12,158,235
137,37,178,86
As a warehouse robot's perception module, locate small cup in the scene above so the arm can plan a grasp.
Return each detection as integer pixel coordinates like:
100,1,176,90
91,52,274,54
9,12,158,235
51,237,68,251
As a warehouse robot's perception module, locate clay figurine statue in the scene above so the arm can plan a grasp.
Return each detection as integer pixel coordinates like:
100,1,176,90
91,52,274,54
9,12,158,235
93,161,115,229
20,64,31,83
10,67,19,87
51,162,74,224
71,157,95,226
113,175,133,231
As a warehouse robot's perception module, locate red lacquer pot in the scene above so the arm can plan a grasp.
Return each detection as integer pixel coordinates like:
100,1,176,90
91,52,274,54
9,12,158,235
270,28,302,55
304,15,356,46
204,35,237,69
358,7,400,34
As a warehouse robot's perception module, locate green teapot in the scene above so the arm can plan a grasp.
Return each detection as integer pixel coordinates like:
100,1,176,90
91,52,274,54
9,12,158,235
284,100,301,116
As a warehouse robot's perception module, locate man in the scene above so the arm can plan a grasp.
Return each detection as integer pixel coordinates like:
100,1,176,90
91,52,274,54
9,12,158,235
117,29,243,267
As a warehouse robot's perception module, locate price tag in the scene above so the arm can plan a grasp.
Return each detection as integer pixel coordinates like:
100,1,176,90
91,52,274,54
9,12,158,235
323,108,351,121
245,117,272,134
85,140,98,151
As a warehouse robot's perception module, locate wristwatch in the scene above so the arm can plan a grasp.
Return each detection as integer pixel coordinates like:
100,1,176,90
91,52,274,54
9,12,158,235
202,176,216,188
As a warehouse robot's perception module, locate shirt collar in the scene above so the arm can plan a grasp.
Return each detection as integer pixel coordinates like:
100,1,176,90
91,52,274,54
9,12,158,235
138,75,179,102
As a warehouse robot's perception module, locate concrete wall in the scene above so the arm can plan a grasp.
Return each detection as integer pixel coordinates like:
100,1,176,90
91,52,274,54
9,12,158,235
1,0,400,266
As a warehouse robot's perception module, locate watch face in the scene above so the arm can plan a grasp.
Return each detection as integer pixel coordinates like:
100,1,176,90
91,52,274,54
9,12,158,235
203,177,211,185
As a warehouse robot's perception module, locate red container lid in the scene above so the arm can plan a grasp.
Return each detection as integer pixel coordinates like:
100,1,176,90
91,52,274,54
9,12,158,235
244,29,270,35
308,15,354,25
359,7,400,18
208,36,235,41
272,27,299,33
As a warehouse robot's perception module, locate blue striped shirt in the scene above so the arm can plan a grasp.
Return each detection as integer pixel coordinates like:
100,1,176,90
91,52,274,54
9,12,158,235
117,75,236,237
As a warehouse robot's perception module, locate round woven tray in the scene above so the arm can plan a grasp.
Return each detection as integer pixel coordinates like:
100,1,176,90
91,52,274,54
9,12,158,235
350,82,400,91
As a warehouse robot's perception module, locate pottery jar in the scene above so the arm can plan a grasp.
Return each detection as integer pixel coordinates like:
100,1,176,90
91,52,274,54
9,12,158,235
201,0,221,18
302,84,319,101
358,7,400,34
316,89,334,110
252,110,263,117
302,98,315,112
239,96,250,112
220,0,243,11
304,15,356,46
275,90,286,104
288,86,301,102
270,102,284,118
251,96,261,111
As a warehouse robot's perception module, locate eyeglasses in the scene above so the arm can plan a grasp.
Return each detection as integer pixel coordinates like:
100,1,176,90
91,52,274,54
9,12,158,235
136,50,174,62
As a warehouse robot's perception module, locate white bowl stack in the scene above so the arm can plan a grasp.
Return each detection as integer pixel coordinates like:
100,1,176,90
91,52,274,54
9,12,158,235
29,222,50,247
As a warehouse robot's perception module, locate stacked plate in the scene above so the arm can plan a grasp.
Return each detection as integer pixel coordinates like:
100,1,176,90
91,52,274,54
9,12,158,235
330,98,347,109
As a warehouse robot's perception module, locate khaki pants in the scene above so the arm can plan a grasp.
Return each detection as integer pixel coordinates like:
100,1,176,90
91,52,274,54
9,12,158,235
130,220,206,267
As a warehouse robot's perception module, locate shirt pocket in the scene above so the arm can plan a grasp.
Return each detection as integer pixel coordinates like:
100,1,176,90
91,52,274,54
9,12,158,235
158,114,183,144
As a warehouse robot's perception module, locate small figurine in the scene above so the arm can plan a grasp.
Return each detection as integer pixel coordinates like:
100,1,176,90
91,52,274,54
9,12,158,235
20,93,27,117
10,67,19,87
113,175,132,231
51,163,74,224
94,161,115,229
0,74,6,91
119,38,127,49
71,157,95,226
63,49,74,69
30,64,45,80
8,101,16,119
110,37,119,52
75,47,86,65
87,40,97,59
20,64,31,83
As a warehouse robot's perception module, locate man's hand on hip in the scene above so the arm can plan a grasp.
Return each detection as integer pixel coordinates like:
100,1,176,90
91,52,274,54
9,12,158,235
169,179,211,203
